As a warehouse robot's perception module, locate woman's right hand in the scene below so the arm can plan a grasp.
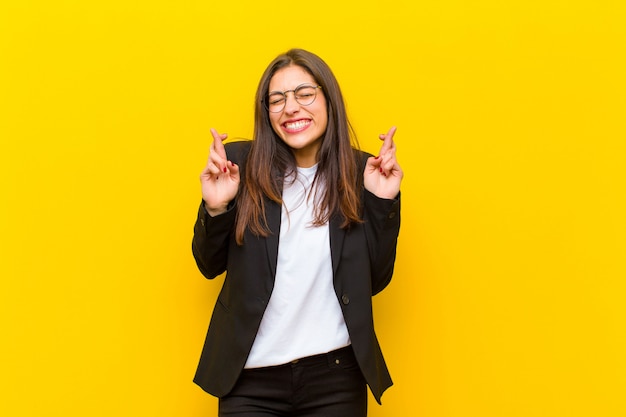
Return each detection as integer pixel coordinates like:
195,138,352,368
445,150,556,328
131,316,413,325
200,128,240,216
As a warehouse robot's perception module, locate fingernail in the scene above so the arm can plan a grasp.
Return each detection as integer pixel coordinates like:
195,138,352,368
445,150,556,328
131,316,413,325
379,167,383,173
375,155,380,159
223,167,227,173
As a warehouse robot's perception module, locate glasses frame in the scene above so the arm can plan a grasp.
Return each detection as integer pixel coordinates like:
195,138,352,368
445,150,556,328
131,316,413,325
263,84,322,113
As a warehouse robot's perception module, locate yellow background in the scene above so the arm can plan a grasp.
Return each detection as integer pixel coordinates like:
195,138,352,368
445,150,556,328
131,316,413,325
1,0,625,415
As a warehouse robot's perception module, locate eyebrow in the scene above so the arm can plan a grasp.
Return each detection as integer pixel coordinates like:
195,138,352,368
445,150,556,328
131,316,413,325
268,83,317,94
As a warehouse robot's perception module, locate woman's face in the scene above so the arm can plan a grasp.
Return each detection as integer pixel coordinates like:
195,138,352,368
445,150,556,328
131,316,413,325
267,65,328,168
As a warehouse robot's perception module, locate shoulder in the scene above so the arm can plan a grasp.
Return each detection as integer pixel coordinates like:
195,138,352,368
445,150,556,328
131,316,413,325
354,148,374,171
355,148,374,159
224,140,252,166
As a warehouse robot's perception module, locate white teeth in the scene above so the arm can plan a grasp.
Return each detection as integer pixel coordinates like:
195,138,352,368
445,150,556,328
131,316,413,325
285,120,310,130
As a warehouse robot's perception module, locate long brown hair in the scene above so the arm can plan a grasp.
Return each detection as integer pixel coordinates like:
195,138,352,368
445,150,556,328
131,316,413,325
235,49,362,244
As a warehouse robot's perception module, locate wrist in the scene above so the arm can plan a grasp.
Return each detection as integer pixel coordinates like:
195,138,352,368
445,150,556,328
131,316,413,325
204,202,228,217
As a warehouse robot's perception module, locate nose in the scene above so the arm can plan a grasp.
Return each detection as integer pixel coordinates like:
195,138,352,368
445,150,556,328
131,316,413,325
283,92,300,114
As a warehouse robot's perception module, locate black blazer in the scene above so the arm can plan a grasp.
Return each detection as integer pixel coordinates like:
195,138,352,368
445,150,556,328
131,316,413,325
192,141,401,404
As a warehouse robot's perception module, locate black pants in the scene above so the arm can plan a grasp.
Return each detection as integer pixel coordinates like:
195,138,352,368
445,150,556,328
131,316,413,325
218,346,367,417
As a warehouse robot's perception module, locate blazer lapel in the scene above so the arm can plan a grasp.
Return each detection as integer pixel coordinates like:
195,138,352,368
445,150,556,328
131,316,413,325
329,214,346,276
265,199,281,279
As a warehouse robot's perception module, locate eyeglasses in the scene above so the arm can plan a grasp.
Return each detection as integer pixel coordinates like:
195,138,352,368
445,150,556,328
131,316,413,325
263,84,322,113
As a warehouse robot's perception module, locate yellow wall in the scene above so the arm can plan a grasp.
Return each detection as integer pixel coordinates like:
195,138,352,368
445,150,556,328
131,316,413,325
1,1,625,415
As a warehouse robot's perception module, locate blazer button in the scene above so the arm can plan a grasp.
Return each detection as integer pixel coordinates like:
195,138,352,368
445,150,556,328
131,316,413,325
341,295,350,305
388,211,396,219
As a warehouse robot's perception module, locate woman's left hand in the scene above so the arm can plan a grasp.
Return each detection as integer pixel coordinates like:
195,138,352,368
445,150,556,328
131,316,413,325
364,126,403,199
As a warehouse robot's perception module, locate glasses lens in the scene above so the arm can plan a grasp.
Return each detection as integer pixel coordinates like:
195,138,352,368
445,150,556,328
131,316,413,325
266,93,286,112
295,86,317,106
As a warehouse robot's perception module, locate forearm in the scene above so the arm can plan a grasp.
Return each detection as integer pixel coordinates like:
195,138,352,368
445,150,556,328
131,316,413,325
192,201,236,279
363,190,401,295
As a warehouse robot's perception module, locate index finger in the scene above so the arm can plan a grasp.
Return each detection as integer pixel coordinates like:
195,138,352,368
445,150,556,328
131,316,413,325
210,128,228,159
378,126,397,155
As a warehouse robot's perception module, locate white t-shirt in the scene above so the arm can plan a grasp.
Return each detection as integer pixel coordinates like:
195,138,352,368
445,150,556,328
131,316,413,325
244,164,351,368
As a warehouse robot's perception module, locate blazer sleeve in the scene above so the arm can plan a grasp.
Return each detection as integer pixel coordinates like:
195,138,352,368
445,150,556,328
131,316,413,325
362,189,401,295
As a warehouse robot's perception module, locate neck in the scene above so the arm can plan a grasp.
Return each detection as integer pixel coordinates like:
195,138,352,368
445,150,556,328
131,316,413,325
293,150,318,168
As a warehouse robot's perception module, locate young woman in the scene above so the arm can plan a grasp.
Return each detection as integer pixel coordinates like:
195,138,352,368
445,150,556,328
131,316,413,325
192,48,402,416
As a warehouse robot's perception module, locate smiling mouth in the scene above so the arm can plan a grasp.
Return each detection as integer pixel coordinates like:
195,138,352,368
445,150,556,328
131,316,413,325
283,120,311,131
